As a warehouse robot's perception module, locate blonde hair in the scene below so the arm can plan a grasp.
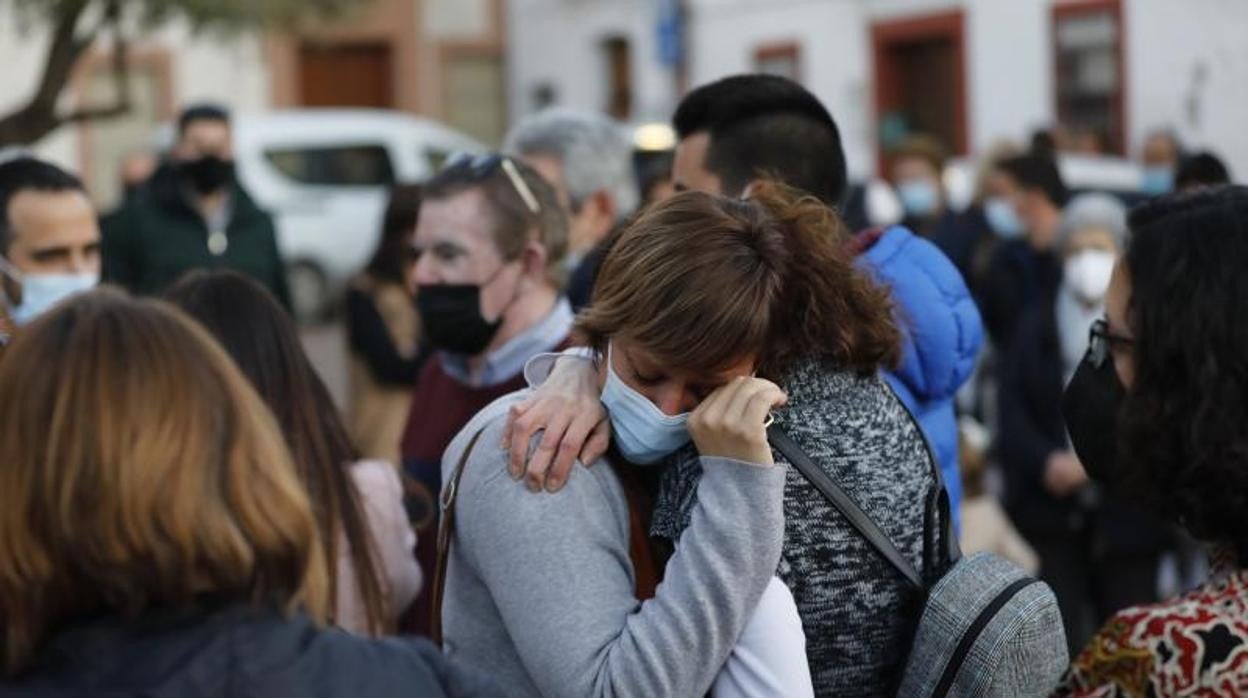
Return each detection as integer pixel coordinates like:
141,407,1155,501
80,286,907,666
0,289,328,675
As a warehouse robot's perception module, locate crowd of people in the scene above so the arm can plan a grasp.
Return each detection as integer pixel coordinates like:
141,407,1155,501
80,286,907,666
0,70,1246,697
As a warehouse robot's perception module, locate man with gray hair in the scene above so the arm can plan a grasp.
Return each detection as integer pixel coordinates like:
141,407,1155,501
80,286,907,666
504,108,638,309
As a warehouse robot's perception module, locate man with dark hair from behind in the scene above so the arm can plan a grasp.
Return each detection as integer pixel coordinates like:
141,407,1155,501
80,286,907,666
1175,152,1232,193
102,103,290,308
979,153,1069,349
0,157,100,342
671,74,848,206
665,75,981,532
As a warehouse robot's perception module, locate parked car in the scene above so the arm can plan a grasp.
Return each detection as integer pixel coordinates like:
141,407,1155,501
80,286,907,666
225,110,483,321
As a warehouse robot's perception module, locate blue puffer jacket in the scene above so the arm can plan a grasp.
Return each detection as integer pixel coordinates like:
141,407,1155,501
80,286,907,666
857,226,983,529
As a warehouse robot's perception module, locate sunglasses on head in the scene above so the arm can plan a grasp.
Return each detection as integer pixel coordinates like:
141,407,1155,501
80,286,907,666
444,153,542,215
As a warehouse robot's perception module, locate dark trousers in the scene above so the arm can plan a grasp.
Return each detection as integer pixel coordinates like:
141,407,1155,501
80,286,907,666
1033,535,1161,657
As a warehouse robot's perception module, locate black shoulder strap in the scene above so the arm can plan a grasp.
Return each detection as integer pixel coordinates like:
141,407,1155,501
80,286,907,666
768,424,925,591
880,383,963,570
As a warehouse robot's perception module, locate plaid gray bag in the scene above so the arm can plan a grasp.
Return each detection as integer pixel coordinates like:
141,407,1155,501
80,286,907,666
769,425,1068,697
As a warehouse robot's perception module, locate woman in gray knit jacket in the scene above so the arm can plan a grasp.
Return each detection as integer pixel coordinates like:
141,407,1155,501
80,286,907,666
504,186,948,696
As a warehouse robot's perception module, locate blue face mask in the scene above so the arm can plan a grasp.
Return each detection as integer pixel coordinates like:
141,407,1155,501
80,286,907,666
1140,166,1174,196
984,197,1025,240
1,258,98,326
897,180,940,218
600,343,691,465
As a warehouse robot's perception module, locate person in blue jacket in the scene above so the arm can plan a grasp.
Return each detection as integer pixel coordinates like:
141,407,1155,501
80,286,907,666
662,73,983,526
852,225,985,526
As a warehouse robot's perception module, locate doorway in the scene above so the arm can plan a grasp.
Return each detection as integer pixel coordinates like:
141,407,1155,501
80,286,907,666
298,42,395,109
872,12,968,174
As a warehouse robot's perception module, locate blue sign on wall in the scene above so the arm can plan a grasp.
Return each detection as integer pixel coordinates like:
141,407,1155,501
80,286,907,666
657,0,683,67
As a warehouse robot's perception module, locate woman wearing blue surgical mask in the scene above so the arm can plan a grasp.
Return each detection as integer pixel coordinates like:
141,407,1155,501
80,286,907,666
889,136,949,238
997,193,1174,657
437,183,914,697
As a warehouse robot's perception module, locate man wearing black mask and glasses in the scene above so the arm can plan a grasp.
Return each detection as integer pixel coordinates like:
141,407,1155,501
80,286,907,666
102,103,290,308
398,153,570,635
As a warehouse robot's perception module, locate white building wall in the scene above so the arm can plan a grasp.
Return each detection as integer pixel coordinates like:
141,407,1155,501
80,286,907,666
963,0,1053,153
1125,0,1248,177
161,22,270,116
506,0,673,124
689,0,876,178
504,0,1248,179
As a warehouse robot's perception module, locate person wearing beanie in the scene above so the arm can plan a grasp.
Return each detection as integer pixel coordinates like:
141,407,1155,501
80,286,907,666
997,192,1175,656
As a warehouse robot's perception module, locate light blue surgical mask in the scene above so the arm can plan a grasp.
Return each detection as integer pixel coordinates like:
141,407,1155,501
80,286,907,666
1140,166,1174,196
897,180,940,218
600,343,691,465
984,197,1025,240
0,257,98,326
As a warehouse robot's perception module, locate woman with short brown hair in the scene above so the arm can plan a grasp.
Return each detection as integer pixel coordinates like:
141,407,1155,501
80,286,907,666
0,290,497,696
440,184,939,697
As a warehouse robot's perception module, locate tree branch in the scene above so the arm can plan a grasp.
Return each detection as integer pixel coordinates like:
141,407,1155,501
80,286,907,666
30,1,93,113
0,0,94,146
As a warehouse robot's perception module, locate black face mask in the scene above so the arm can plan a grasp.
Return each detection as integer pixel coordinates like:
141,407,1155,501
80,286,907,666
1061,349,1127,486
416,284,503,356
179,155,234,195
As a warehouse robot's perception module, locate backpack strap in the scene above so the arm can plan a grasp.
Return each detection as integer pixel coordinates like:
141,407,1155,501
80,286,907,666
429,428,485,647
768,424,925,591
878,382,963,570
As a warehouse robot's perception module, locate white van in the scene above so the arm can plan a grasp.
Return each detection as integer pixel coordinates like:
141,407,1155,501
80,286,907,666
228,110,485,320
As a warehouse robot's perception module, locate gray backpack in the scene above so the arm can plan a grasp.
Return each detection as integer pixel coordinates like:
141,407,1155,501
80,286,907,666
768,426,1069,697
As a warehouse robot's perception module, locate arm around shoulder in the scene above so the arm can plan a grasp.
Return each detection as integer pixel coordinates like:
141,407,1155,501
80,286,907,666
450,419,786,698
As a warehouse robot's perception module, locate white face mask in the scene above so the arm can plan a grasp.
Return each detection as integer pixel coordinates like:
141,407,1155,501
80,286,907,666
1063,249,1116,305
599,343,691,465
0,257,99,326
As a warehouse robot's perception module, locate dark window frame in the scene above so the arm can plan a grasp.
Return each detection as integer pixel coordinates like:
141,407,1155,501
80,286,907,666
262,143,396,187
1052,0,1127,156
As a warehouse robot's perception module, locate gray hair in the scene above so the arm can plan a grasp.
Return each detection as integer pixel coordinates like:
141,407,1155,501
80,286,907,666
504,108,639,218
1060,192,1129,251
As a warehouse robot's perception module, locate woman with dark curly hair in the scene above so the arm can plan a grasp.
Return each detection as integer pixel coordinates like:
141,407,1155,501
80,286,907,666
1058,185,1248,695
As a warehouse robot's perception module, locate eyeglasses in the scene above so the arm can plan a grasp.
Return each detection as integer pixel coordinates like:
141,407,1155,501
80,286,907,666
445,153,542,215
1087,318,1135,368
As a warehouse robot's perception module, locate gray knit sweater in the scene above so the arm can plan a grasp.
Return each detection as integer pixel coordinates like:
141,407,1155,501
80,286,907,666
652,359,945,697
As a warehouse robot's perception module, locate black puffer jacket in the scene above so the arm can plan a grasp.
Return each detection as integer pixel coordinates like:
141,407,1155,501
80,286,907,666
0,603,502,698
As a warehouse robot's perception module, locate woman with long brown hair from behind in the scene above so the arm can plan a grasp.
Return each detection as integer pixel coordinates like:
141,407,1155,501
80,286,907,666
0,289,499,696
166,270,421,636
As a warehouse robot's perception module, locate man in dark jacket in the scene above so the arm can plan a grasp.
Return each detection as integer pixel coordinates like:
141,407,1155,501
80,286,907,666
978,153,1067,349
102,103,290,308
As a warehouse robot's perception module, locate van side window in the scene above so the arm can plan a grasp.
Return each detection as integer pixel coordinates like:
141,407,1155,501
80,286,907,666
264,145,395,186
424,147,452,174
